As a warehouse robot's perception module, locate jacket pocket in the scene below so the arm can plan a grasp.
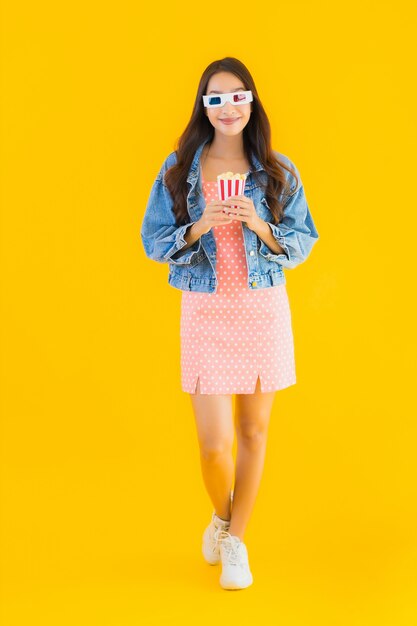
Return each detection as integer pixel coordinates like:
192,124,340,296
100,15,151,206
170,248,207,269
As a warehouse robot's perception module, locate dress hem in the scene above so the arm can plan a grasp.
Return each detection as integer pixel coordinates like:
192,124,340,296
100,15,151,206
181,378,296,395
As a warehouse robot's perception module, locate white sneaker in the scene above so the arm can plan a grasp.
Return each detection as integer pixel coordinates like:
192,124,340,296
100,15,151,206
202,512,230,565
218,530,253,589
202,491,234,565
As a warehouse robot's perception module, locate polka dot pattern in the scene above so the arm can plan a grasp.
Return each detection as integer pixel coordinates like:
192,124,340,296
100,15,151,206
180,181,296,394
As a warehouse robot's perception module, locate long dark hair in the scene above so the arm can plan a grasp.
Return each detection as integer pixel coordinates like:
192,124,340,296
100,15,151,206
164,57,299,226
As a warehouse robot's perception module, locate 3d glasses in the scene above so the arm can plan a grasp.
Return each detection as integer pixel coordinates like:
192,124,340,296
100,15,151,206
202,90,253,108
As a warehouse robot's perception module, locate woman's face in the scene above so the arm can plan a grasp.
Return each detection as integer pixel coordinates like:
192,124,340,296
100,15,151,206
204,71,252,137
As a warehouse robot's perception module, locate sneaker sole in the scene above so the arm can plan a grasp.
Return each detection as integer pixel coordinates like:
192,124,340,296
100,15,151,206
220,573,253,589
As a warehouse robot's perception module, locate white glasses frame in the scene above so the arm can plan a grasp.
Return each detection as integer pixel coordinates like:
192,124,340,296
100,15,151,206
202,90,253,108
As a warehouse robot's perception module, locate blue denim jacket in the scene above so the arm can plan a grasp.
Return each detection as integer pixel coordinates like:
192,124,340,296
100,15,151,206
141,137,319,293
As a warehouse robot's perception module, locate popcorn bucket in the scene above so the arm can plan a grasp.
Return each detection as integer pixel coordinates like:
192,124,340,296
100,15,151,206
217,172,247,211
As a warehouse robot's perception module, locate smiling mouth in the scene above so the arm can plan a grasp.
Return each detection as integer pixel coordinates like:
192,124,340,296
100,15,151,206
220,118,241,124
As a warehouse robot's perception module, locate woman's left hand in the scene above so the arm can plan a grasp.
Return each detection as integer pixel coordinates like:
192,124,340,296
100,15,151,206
221,195,261,232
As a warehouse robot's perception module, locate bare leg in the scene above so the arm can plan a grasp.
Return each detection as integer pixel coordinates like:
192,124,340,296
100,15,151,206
189,377,234,521
229,376,275,540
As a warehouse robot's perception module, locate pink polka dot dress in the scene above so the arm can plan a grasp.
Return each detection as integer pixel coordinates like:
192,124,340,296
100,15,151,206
180,179,297,395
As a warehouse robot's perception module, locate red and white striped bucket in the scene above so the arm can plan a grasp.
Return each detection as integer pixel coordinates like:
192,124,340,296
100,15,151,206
217,174,246,210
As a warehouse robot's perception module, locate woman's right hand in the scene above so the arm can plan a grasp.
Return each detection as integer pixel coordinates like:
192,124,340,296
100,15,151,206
197,199,233,234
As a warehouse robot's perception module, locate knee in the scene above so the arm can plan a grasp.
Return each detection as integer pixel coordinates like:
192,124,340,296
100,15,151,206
200,439,233,463
237,423,268,450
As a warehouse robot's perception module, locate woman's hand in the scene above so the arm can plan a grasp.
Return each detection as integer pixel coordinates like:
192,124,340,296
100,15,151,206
221,196,262,231
197,199,234,234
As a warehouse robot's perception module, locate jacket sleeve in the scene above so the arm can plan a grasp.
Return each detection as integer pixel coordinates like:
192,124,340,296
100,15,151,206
140,170,203,266
258,166,319,270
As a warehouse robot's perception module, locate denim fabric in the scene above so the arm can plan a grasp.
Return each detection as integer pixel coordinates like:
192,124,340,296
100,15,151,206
140,137,319,293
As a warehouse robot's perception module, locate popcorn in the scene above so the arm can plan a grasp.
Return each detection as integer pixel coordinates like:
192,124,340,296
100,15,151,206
217,171,247,210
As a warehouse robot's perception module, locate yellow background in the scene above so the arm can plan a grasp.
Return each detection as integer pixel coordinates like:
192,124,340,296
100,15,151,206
1,1,417,624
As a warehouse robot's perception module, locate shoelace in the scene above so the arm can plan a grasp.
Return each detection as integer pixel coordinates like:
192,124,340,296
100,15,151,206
213,529,243,566
211,523,229,552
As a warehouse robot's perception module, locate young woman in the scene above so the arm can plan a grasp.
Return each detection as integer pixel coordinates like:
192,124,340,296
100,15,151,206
141,57,319,590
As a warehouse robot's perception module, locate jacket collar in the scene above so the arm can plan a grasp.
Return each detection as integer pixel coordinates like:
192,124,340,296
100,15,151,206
186,136,264,183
